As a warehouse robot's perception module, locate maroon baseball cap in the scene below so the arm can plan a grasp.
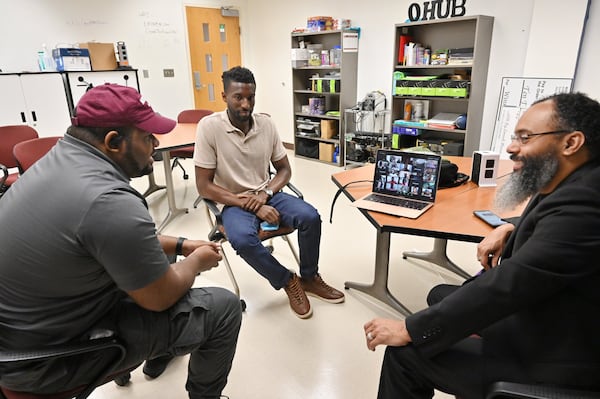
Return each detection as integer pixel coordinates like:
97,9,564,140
72,83,176,134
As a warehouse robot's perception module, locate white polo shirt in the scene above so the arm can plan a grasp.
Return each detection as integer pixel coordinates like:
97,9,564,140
193,111,287,194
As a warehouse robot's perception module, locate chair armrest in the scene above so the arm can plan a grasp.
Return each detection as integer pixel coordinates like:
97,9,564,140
269,167,303,199
487,381,600,399
0,163,8,189
0,329,128,399
201,197,226,242
0,329,125,365
285,181,303,200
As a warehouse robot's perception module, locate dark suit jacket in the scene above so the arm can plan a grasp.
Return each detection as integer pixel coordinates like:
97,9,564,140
406,160,600,387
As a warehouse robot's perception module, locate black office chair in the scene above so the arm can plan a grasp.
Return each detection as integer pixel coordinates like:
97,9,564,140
0,329,135,399
200,179,303,311
0,163,8,199
486,381,600,399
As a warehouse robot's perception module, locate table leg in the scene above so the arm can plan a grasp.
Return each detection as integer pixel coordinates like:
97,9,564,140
156,151,188,233
142,171,166,197
402,238,471,279
345,231,413,316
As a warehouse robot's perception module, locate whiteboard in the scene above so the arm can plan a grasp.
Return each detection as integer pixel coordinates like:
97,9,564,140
491,77,573,158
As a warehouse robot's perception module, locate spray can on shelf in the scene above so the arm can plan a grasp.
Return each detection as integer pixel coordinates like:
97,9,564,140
403,101,412,121
413,101,424,121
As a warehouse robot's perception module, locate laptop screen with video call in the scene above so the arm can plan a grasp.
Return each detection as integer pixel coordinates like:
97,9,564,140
350,149,442,218
372,150,441,202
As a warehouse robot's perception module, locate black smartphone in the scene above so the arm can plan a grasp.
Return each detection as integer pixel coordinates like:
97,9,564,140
473,210,507,227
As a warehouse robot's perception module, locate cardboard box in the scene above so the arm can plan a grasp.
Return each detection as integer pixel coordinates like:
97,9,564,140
319,142,335,162
320,120,337,139
52,48,91,71
79,42,117,70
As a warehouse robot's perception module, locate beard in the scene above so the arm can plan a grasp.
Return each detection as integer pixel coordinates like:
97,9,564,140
494,151,559,211
122,146,154,178
229,108,252,123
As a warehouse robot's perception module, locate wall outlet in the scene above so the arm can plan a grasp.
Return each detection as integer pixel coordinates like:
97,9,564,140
163,68,175,78
142,69,149,78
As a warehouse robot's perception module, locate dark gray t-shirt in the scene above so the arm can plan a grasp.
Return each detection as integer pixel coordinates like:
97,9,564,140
0,134,169,349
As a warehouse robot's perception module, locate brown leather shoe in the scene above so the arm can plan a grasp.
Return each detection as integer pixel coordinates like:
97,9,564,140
301,274,345,304
284,273,312,319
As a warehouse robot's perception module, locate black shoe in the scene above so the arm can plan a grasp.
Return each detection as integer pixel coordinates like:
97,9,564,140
143,354,175,379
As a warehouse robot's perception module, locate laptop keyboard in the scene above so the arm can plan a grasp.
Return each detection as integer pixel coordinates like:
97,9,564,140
365,194,428,210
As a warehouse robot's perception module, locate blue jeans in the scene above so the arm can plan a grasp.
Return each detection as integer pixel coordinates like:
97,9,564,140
221,192,321,289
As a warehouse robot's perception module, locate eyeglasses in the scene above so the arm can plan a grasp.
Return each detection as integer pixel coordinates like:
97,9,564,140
510,130,572,145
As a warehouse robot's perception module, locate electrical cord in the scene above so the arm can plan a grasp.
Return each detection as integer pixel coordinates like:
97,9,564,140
329,179,372,223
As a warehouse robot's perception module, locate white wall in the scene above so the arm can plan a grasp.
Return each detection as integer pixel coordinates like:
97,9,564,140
0,0,250,121
0,0,594,150
574,0,599,97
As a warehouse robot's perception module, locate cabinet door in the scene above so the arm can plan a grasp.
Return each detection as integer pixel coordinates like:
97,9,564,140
0,75,29,126
66,71,139,108
19,74,71,137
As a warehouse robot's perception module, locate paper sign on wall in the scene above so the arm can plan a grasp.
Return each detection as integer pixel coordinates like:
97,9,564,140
491,77,572,158
342,32,359,52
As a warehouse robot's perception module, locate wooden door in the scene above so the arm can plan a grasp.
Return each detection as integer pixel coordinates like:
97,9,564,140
185,7,241,112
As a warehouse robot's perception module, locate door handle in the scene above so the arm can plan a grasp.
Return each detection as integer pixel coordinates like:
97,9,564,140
193,71,203,90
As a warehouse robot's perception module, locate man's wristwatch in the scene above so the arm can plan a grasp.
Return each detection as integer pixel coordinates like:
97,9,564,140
263,188,274,199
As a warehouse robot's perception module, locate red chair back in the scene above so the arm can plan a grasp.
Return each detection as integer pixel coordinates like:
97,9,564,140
0,125,39,169
13,136,61,174
176,109,213,123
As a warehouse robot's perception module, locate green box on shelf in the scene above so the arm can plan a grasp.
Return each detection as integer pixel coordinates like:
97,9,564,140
421,81,437,96
434,80,470,98
311,77,341,93
406,81,423,96
394,79,409,96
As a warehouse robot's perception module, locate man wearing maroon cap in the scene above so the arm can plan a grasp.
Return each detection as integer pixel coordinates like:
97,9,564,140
0,84,241,398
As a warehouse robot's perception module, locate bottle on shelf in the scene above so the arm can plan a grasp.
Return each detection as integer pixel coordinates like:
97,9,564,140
330,45,342,67
404,101,412,121
413,101,424,121
37,44,55,72
321,50,330,66
37,50,46,71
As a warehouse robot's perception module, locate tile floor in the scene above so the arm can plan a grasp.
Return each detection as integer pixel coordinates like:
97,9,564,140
91,151,483,399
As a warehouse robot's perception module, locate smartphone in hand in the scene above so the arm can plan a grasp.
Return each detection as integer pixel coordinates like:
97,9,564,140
260,221,279,231
473,210,507,227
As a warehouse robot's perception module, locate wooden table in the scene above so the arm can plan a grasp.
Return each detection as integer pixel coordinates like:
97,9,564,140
331,156,520,315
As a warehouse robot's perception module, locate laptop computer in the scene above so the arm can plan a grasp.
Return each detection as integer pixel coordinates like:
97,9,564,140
351,149,442,218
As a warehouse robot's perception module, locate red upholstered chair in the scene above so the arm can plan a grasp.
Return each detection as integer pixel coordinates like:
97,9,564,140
0,125,39,192
0,330,134,399
170,109,213,180
12,137,61,174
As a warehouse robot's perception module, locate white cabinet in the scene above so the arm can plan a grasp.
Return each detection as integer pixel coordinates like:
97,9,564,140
0,73,71,137
0,70,140,137
64,70,140,111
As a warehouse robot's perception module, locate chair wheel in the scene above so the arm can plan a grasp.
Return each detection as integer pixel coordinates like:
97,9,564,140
183,173,189,180
114,372,131,386
266,245,274,253
240,299,247,311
